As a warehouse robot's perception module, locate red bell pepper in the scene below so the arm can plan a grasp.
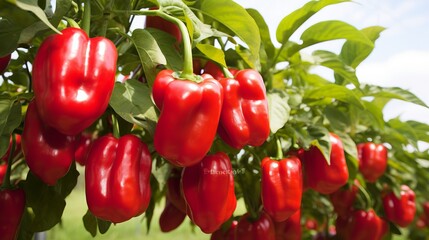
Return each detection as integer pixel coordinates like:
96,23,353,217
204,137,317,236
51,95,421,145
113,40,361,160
159,198,187,232
0,188,26,240
181,152,236,233
236,212,276,240
85,134,152,223
210,220,238,240
0,53,11,73
330,179,359,218
203,61,239,80
32,27,117,136
345,209,386,240
261,156,302,222
302,132,349,194
382,184,416,227
145,8,182,43
152,69,223,167
166,168,187,213
0,163,6,185
217,69,270,149
274,209,302,240
357,142,387,182
22,101,75,185
74,132,93,166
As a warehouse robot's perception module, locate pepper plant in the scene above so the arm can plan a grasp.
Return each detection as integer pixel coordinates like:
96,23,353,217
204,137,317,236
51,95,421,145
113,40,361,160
1,0,429,239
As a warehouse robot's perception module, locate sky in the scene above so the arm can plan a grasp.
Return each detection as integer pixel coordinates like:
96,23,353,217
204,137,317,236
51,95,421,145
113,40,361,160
234,0,429,124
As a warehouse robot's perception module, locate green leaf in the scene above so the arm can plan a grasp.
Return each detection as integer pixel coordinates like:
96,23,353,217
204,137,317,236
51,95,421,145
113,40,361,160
145,28,183,71
24,172,66,232
308,126,331,164
83,210,97,237
312,50,359,87
196,43,226,67
246,8,275,60
340,26,385,68
97,218,112,234
199,0,260,64
324,105,351,132
267,90,290,134
55,163,79,199
131,29,167,87
0,98,22,137
362,84,428,108
0,19,21,56
304,84,364,109
109,80,158,136
276,0,349,43
300,20,373,49
6,0,60,34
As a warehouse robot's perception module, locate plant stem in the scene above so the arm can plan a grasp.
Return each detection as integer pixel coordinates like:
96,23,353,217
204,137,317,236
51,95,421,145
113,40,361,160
82,0,91,35
276,138,284,159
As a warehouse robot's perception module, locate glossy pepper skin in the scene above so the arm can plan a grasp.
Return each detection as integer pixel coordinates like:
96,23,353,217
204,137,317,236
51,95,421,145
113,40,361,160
85,134,152,223
274,209,302,240
261,156,302,222
74,132,93,166
346,209,387,240
32,27,117,136
236,212,276,240
22,101,75,185
152,69,223,167
330,179,359,218
302,132,349,194
0,164,6,185
217,69,270,149
0,188,26,240
357,143,387,182
382,185,416,227
0,54,11,73
181,152,236,233
159,198,187,232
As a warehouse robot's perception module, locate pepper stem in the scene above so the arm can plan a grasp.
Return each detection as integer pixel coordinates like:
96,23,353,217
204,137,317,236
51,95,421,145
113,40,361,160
156,10,193,79
111,114,120,138
357,182,373,210
1,134,15,189
276,138,284,160
82,0,91,35
222,67,234,79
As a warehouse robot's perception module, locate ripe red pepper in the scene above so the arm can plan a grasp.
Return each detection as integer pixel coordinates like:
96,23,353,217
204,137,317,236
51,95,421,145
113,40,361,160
145,8,182,43
0,163,6,185
166,168,187,213
345,209,386,240
0,53,11,73
74,132,93,166
152,69,223,167
85,134,152,223
32,27,117,136
302,132,349,194
0,188,26,240
203,61,239,80
22,101,75,185
330,179,359,218
217,69,270,149
261,156,302,222
274,209,302,240
236,212,276,240
357,143,387,182
181,152,236,233
382,185,416,227
210,220,238,240
159,198,187,232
